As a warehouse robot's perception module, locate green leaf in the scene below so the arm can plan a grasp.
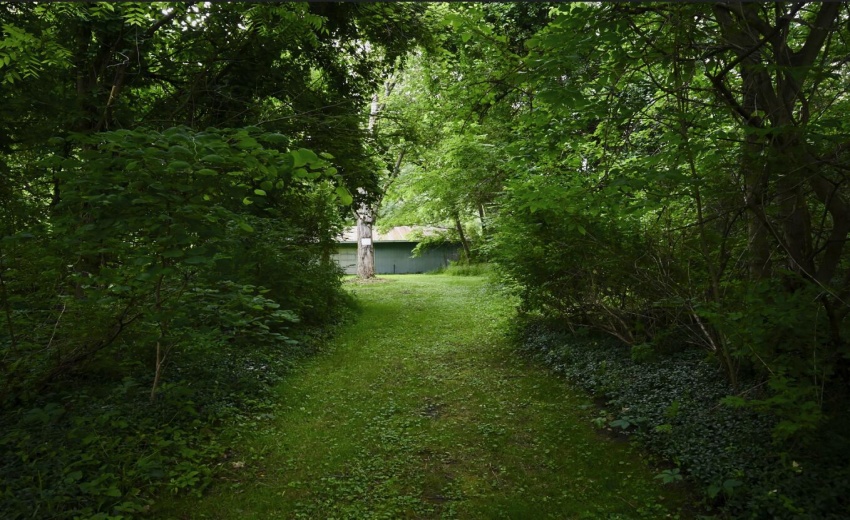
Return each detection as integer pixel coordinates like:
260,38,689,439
723,479,743,493
292,148,318,168
261,133,288,145
335,186,353,205
242,197,253,205
168,145,192,158
238,222,254,233
201,154,226,165
609,419,631,429
131,256,153,266
236,137,259,150
253,189,266,196
64,471,83,483
61,158,81,169
707,484,721,498
167,161,192,172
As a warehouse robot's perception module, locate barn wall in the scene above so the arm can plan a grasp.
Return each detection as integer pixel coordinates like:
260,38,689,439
333,244,358,274
332,243,459,275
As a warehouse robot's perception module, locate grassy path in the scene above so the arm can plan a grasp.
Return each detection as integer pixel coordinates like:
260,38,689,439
158,275,690,519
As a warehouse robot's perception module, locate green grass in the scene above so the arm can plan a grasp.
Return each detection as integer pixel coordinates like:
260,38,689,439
154,275,692,519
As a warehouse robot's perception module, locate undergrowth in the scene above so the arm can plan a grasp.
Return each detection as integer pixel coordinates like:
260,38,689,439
429,261,492,276
516,318,850,519
0,315,352,520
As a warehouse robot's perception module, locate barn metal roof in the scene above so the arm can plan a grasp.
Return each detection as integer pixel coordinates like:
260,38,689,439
337,226,446,243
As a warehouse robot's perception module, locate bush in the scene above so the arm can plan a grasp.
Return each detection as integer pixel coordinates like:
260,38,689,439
516,318,850,519
0,126,355,518
0,312,353,519
430,261,492,276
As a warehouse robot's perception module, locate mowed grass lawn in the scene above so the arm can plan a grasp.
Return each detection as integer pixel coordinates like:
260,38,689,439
155,275,692,519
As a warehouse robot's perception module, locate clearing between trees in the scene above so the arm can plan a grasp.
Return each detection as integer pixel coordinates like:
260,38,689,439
157,275,691,519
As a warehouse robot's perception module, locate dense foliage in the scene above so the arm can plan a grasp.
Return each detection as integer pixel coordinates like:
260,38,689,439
519,320,850,518
492,3,850,438
0,2,428,518
374,3,850,517
3,1,850,518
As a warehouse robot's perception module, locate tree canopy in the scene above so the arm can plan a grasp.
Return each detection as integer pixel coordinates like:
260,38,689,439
2,2,850,518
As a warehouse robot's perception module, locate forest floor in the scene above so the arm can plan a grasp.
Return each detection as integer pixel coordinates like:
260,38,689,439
155,275,692,519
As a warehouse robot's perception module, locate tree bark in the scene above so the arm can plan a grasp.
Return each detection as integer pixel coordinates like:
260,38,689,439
478,203,487,238
454,212,472,262
710,2,842,284
355,76,405,279
356,202,375,279
741,72,771,280
355,92,382,279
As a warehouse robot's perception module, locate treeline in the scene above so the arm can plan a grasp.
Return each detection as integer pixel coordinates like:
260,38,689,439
375,3,850,517
0,3,427,518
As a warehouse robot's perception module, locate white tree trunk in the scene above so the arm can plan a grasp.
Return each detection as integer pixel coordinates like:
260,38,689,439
356,203,375,278
355,92,382,279
356,75,406,279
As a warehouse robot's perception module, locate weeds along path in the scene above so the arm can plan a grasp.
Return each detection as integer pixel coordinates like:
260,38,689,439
158,275,690,519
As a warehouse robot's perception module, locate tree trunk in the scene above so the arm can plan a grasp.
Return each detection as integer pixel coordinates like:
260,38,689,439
356,204,375,279
454,212,472,262
355,75,405,279
355,92,382,279
740,74,771,281
478,203,487,238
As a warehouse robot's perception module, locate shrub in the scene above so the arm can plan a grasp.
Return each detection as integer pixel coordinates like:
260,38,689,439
0,126,355,518
429,261,492,276
516,318,850,519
